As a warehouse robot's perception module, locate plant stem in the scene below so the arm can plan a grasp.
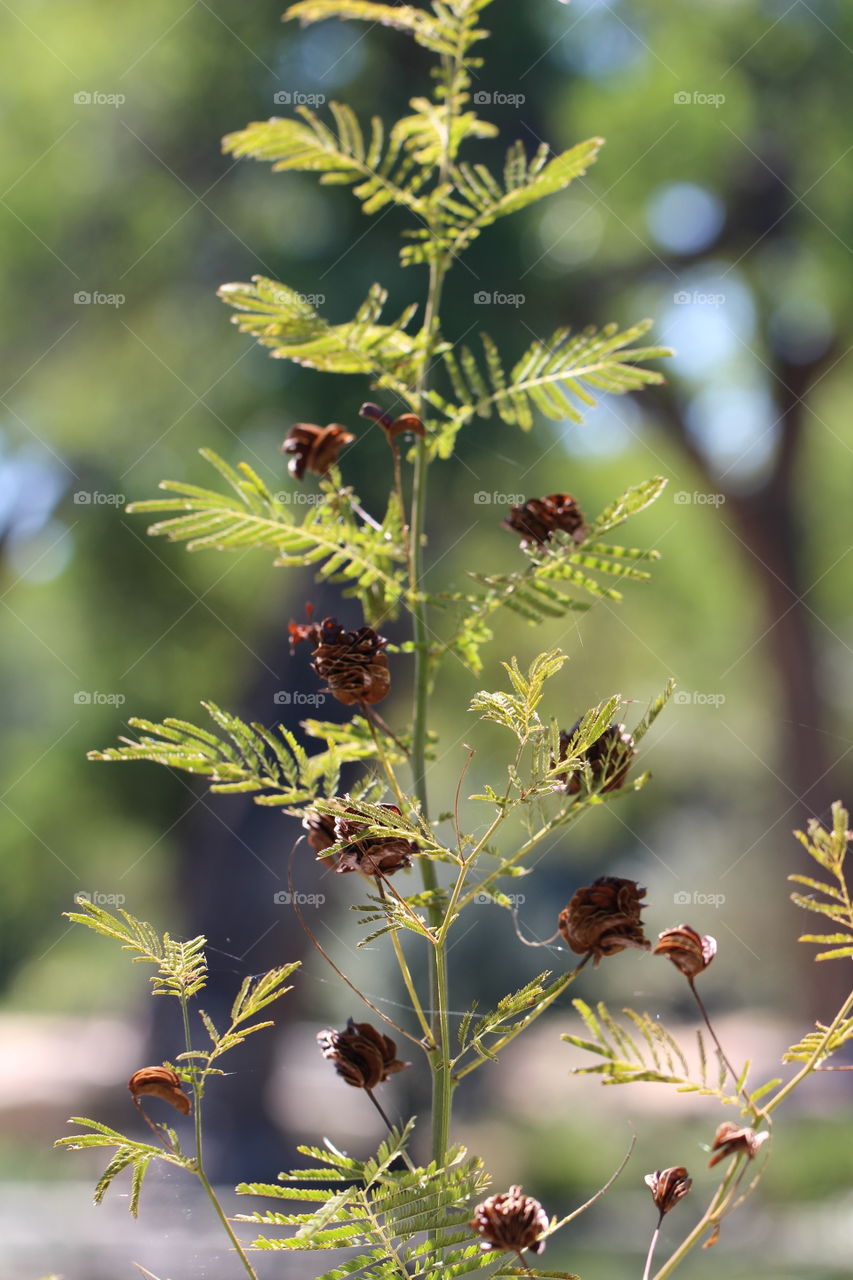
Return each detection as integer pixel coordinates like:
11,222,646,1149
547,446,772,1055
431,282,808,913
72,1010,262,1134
643,1215,663,1280
687,978,755,1112
764,983,853,1115
179,994,258,1280
365,1089,418,1173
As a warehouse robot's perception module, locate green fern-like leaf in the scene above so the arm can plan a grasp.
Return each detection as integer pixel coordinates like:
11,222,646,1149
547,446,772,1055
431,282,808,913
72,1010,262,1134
88,699,353,809
790,802,853,957
285,1,463,54
64,899,207,999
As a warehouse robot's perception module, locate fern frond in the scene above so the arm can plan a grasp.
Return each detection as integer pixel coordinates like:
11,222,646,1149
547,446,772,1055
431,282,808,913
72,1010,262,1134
434,320,669,453
88,700,351,809
564,1000,745,1104
128,449,409,613
783,1016,853,1065
218,277,431,391
56,1120,181,1217
285,1,460,54
790,803,853,957
469,649,568,743
64,899,207,999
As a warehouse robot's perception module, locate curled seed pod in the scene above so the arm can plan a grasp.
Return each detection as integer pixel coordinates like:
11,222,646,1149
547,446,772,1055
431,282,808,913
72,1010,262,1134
302,809,338,868
317,1017,409,1089
333,802,417,876
502,494,587,548
644,1166,692,1216
281,422,355,480
128,1066,191,1115
290,615,391,706
359,402,425,443
654,925,717,978
553,722,637,795
707,1122,768,1168
470,1186,549,1256
558,875,650,964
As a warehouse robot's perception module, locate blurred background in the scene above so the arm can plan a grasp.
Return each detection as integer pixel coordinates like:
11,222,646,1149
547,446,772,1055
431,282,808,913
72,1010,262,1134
2,0,852,1276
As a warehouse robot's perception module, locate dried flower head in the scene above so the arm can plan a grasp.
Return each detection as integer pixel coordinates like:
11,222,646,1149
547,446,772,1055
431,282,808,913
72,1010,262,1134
654,925,717,979
502,494,587,548
289,615,391,706
558,875,650,964
554,722,637,795
128,1066,191,1115
333,802,417,876
317,1017,410,1090
359,402,425,443
644,1166,692,1216
707,1122,768,1168
281,422,355,480
302,808,338,868
470,1186,549,1257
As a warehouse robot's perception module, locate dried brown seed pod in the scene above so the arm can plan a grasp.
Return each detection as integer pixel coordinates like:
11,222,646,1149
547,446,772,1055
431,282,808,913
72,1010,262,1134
654,925,717,979
128,1066,191,1115
317,1017,410,1089
558,875,650,964
289,615,391,706
333,802,417,876
302,809,338,869
707,1122,768,1167
644,1166,692,1216
359,402,425,442
502,494,587,548
470,1186,549,1257
553,722,637,795
281,422,355,480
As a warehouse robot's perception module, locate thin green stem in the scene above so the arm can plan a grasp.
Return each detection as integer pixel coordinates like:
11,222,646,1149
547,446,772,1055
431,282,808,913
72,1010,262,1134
179,992,258,1280
764,983,853,1115
365,1089,418,1174
687,978,759,1116
377,881,435,1047
651,1161,740,1280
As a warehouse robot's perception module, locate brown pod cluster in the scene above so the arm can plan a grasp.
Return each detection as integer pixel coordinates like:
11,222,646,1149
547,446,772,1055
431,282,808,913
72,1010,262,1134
501,494,587,548
559,875,650,964
333,802,417,876
302,808,338,868
644,1166,692,1216
281,422,355,480
317,1017,410,1090
654,925,717,979
289,615,391,706
128,1066,191,1115
707,1122,768,1168
470,1186,549,1257
553,722,637,795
